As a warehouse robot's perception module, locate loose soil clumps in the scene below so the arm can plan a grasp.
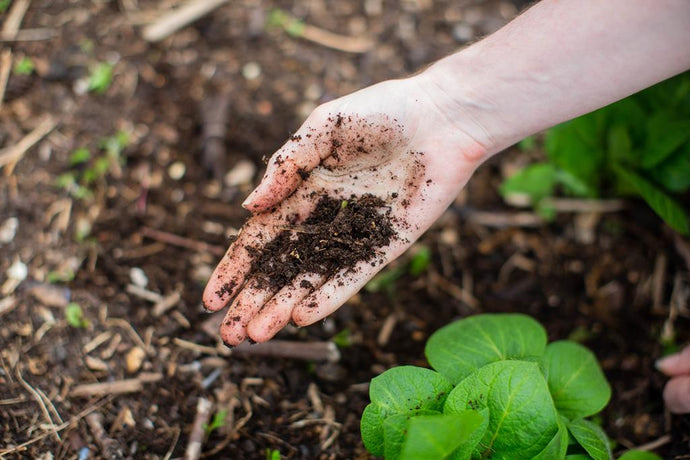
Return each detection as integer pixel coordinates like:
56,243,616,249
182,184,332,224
248,194,395,290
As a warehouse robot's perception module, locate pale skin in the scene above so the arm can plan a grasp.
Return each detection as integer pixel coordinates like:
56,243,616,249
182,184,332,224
203,0,690,412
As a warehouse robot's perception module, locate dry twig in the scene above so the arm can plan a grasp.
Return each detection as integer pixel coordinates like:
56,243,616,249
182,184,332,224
185,397,213,460
231,340,341,362
142,0,230,42
86,412,123,459
141,226,226,256
0,117,58,170
70,373,163,397
15,367,61,442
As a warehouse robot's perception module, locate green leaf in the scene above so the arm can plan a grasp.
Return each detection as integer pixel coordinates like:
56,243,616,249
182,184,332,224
365,264,405,293
444,360,559,459
617,450,663,460
13,56,35,76
361,366,453,456
382,410,442,460
396,411,488,460
567,418,612,460
647,146,690,193
408,246,432,276
0,0,11,13
607,124,634,166
615,167,690,235
426,313,547,385
554,168,596,197
500,163,558,203
204,409,228,435
533,416,569,460
545,341,611,420
69,147,91,165
88,62,114,94
65,302,88,328
641,113,690,169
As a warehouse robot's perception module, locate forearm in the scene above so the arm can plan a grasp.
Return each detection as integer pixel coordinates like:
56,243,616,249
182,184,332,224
422,0,690,159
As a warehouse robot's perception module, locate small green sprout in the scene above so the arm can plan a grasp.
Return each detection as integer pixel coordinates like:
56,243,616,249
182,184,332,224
87,62,114,94
13,56,35,76
0,0,11,13
204,409,228,436
267,9,305,37
332,328,353,348
69,147,91,166
47,269,75,283
265,448,281,460
65,302,88,328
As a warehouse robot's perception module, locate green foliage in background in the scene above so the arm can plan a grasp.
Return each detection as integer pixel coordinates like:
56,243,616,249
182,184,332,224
361,313,620,459
501,72,690,234
13,56,35,76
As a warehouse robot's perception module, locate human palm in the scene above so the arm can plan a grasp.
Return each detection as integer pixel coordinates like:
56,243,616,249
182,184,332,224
203,77,487,345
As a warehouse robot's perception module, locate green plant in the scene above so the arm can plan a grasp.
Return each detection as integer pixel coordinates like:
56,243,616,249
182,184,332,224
267,9,305,37
87,62,114,94
204,409,228,436
361,313,617,459
56,130,130,201
366,245,432,294
501,72,690,234
65,302,88,328
0,0,11,13
265,449,281,460
13,56,35,76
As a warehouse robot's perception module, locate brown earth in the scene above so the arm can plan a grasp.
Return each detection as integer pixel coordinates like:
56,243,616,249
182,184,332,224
1,1,688,459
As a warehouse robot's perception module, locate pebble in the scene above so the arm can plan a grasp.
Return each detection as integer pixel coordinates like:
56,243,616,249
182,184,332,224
452,22,475,43
0,217,18,244
125,346,146,374
241,62,261,80
129,267,148,288
224,159,256,187
168,161,186,180
7,259,28,281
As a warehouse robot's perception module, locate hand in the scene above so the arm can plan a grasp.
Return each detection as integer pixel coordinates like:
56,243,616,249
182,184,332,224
202,75,488,345
657,346,690,413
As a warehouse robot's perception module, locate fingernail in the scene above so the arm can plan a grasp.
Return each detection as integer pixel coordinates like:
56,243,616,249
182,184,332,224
241,194,254,209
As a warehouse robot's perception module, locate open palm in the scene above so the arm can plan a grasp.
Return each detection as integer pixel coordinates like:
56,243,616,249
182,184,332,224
203,76,487,345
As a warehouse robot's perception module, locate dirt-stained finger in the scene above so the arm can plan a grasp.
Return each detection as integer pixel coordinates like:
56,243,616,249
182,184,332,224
219,279,277,346
246,273,325,343
203,197,316,312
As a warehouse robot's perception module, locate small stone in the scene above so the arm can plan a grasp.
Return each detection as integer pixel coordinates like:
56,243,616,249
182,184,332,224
224,160,256,187
0,217,18,244
129,267,148,288
452,22,474,42
111,406,136,432
7,259,27,281
168,161,186,180
241,62,261,80
125,346,146,374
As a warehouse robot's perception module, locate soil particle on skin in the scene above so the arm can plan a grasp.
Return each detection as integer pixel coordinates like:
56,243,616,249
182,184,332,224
249,194,396,290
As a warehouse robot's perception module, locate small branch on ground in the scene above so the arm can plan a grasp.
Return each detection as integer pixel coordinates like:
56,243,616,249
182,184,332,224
141,226,226,256
70,373,163,397
141,0,230,42
185,397,213,460
231,340,341,362
85,412,124,460
0,117,58,170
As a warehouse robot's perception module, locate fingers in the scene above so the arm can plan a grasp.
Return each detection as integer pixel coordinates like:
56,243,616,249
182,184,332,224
656,346,690,376
203,197,316,312
291,241,409,327
219,279,276,346
246,273,325,343
663,375,690,414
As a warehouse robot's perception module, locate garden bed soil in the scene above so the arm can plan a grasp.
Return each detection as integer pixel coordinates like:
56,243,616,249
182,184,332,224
1,1,689,458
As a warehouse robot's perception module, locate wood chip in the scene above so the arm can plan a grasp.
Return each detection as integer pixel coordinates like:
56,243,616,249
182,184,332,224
70,373,163,397
184,397,213,460
141,0,230,42
125,346,146,374
0,117,58,169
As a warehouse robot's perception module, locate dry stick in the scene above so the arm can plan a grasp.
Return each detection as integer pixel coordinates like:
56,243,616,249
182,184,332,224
652,252,667,314
70,373,163,397
85,412,123,460
185,397,213,460
0,117,58,168
142,0,230,42
231,340,341,363
0,28,56,42
15,367,61,442
0,0,30,107
625,434,671,453
141,226,226,256
297,22,374,54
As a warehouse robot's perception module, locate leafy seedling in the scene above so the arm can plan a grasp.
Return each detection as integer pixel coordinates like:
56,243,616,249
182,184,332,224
13,56,35,76
203,409,227,436
265,449,281,460
65,302,88,328
88,62,114,94
361,313,613,459
502,71,690,234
